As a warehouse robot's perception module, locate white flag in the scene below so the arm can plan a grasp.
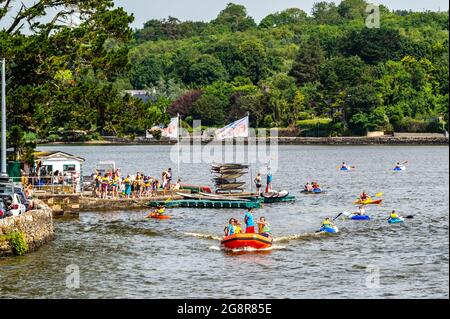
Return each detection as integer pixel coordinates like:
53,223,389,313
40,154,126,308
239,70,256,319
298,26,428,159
215,116,249,140
162,117,179,139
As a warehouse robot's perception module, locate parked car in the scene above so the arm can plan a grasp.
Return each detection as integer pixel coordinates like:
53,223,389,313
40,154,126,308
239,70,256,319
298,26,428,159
0,198,12,219
14,187,30,211
1,194,26,216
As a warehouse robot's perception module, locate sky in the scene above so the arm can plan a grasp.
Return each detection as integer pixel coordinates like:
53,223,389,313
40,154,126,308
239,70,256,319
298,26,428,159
1,0,448,31
113,0,450,28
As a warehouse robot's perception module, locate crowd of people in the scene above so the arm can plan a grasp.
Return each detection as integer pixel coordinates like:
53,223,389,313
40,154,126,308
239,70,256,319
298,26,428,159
92,167,181,199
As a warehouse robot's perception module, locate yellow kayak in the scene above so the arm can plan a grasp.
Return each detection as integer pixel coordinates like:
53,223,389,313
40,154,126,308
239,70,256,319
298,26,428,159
353,198,383,205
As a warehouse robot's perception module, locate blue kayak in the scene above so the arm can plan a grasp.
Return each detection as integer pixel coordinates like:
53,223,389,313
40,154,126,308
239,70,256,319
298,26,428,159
350,215,371,220
318,226,339,233
388,217,404,224
342,212,371,220
313,188,323,193
340,167,351,171
393,166,406,171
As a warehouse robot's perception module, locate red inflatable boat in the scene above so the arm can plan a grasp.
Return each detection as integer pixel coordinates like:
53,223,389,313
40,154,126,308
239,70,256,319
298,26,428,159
220,233,273,250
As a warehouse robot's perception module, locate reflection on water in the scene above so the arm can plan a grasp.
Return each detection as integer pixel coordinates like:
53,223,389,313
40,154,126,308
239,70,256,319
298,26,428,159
0,145,448,299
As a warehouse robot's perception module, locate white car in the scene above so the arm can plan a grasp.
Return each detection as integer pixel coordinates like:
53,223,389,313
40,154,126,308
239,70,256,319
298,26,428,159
9,193,26,216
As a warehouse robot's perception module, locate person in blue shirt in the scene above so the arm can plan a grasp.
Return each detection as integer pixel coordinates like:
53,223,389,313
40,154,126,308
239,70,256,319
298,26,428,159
244,208,255,233
265,167,273,193
224,218,235,237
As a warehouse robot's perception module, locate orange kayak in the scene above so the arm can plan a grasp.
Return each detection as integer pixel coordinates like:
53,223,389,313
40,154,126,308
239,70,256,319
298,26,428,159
221,233,273,250
353,199,383,205
147,213,171,219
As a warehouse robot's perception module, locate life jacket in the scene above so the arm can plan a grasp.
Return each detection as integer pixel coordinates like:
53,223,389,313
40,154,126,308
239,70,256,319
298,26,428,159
258,223,264,233
322,220,332,227
263,223,271,234
234,226,242,234
390,212,399,219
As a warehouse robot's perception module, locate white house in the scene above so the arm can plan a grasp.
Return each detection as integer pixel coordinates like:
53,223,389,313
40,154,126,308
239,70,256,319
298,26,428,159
34,151,85,193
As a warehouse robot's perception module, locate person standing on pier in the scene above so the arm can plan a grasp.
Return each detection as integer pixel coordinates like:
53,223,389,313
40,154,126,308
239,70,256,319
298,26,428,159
254,173,262,195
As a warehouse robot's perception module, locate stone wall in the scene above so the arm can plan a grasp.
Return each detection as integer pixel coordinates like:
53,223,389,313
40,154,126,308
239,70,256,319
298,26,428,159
0,200,54,257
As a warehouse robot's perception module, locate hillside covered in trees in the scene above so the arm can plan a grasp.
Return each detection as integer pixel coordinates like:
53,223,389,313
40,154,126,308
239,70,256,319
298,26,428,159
1,0,449,158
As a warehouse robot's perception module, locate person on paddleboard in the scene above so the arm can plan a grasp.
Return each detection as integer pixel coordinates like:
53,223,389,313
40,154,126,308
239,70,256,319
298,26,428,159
265,167,273,193
257,217,272,238
244,208,256,233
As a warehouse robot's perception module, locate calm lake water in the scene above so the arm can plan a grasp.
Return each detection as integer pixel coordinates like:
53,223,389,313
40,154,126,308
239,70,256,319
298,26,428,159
1,145,448,298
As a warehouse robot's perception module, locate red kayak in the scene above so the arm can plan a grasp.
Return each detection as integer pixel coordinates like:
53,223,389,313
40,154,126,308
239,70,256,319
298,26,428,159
147,213,171,219
220,233,273,250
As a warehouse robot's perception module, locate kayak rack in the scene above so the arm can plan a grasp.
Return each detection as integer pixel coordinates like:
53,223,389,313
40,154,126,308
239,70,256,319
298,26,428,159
147,198,261,209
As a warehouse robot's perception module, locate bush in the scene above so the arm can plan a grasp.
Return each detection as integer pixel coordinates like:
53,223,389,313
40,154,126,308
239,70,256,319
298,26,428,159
296,118,332,136
0,232,29,256
394,117,443,133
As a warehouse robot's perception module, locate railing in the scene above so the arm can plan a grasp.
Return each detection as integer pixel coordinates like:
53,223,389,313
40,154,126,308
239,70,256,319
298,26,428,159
18,175,81,195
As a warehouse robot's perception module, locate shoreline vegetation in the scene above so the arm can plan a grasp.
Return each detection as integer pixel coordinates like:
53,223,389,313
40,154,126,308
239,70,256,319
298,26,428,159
1,0,448,163
38,135,449,146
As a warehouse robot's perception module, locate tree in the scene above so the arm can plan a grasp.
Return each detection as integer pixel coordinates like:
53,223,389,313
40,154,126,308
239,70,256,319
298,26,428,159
185,54,228,86
260,8,308,28
167,90,203,119
190,94,227,126
211,3,256,32
289,38,325,85
312,1,342,24
130,56,163,89
337,0,368,20
340,28,405,64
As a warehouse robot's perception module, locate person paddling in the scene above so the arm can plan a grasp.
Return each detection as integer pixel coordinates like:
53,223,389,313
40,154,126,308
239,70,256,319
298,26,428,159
244,208,256,233
389,210,400,219
359,191,370,202
355,205,366,216
321,217,336,229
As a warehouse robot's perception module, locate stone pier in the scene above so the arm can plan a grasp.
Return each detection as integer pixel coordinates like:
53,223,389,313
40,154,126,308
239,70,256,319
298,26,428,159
0,200,54,257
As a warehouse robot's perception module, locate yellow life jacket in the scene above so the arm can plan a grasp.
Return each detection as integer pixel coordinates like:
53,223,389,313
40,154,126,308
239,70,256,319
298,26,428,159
235,226,242,234
390,212,399,219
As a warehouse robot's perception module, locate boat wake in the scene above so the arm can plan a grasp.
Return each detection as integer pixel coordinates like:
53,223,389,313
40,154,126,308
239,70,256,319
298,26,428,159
209,245,286,252
274,232,324,243
184,232,222,241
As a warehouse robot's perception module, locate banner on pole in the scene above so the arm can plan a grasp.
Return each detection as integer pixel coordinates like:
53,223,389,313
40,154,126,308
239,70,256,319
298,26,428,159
162,117,179,139
215,116,249,140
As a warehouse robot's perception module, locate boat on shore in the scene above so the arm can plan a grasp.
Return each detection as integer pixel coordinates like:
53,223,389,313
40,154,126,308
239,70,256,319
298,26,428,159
220,233,273,250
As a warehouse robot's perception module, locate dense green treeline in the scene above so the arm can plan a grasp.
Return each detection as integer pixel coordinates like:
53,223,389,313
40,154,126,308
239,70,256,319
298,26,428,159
1,0,449,160
128,1,449,136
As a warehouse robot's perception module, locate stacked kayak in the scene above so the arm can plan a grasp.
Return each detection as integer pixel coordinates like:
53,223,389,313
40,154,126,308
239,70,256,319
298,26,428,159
220,233,273,250
318,225,339,234
342,211,371,220
353,198,383,205
388,217,404,224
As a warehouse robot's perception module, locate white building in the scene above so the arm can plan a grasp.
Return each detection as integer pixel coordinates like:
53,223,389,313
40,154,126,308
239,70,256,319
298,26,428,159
34,151,85,193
